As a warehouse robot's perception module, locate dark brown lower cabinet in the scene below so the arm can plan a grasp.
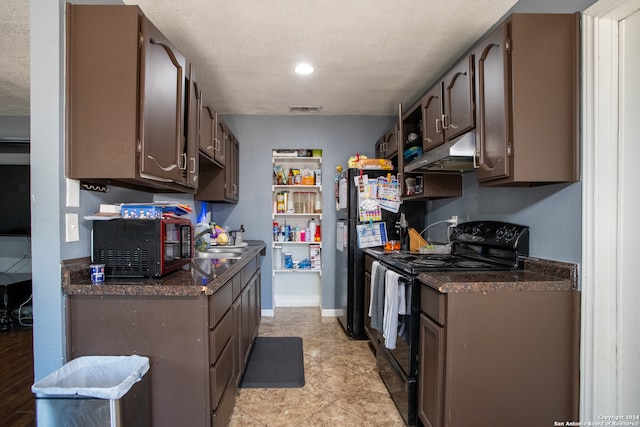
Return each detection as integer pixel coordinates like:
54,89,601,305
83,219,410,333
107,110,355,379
418,283,580,427
66,257,261,427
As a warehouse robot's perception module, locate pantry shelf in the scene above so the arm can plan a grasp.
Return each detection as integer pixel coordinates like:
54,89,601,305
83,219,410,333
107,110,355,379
272,149,323,308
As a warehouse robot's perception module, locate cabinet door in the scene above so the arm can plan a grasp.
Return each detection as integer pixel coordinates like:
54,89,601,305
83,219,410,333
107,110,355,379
474,23,510,182
383,125,398,157
225,134,239,202
418,313,445,427
185,64,199,188
375,136,385,158
443,55,475,141
199,100,216,161
422,85,445,152
139,17,186,183
214,118,227,167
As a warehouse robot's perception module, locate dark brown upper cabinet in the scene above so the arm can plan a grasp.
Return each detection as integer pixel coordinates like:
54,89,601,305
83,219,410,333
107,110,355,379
199,94,229,169
474,13,580,186
196,122,239,203
66,4,196,193
375,123,399,159
199,100,216,162
214,119,228,168
399,103,462,200
185,63,200,188
422,55,475,153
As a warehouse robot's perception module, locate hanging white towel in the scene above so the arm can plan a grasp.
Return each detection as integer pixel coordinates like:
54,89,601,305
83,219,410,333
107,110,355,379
368,261,379,317
398,277,407,315
383,270,403,349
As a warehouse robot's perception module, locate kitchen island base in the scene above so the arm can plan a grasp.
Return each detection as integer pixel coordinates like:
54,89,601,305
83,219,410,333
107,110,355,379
63,245,264,427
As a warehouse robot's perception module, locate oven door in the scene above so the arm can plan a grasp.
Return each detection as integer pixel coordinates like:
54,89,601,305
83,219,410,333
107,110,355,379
379,275,419,377
377,341,418,426
375,274,419,426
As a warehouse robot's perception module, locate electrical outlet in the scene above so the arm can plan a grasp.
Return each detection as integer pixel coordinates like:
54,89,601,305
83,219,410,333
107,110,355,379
450,215,459,226
65,213,80,242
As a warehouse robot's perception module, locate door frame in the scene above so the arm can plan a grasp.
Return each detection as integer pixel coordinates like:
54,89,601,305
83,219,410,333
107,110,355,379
581,0,640,419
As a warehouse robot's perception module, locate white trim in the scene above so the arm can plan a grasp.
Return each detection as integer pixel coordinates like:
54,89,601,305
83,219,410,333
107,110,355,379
581,0,640,419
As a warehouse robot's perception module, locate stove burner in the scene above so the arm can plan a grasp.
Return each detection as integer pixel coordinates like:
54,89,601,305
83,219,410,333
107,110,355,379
387,253,416,261
453,260,492,268
411,259,448,267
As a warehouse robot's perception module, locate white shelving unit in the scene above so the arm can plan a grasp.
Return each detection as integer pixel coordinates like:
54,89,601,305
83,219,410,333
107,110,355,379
271,152,322,307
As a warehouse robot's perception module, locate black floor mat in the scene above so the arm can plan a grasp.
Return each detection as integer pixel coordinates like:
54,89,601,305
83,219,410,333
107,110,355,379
239,337,305,388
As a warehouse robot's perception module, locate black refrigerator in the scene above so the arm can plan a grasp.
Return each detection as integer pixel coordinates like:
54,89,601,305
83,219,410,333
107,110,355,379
335,168,424,339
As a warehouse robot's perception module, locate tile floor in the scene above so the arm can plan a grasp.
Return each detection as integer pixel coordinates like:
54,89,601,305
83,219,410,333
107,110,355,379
229,307,406,427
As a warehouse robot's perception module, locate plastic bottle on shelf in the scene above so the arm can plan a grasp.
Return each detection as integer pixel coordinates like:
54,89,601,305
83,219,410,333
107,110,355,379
305,227,311,242
308,218,317,241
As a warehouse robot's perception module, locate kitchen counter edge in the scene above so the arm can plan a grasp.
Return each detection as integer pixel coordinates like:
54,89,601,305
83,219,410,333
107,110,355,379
363,249,578,293
61,241,267,297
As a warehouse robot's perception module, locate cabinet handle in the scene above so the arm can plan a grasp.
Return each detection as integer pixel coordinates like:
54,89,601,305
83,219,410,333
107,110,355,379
182,153,187,171
190,157,196,173
442,114,449,130
435,118,443,134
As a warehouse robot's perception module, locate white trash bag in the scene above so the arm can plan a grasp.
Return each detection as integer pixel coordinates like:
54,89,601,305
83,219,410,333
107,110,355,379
32,355,149,400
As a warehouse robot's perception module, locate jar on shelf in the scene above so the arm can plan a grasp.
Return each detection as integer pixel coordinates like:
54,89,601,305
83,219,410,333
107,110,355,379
304,192,316,213
276,192,285,213
293,192,304,213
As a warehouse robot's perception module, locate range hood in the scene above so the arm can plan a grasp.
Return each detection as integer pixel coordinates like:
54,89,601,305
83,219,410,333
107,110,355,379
404,132,477,173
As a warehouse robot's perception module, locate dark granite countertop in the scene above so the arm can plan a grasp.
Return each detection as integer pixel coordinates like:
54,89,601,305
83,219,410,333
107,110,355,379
61,241,266,297
417,257,577,293
363,248,578,293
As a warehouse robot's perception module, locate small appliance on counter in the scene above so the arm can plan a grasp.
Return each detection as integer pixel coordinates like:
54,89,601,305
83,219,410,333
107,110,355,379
92,218,193,278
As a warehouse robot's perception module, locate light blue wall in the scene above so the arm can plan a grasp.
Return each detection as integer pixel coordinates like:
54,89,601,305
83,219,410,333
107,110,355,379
426,174,582,264
218,115,394,310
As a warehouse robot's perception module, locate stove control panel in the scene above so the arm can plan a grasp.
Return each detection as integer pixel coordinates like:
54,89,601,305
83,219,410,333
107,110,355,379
450,221,529,252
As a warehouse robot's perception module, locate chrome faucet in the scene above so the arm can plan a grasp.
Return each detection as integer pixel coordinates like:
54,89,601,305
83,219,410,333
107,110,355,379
194,227,213,251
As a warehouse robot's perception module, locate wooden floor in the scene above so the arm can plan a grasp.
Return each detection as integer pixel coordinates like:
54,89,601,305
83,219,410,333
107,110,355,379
0,324,36,426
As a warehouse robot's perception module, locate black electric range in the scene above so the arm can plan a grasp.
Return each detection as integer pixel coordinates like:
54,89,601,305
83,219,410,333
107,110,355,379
375,221,529,275
372,221,529,426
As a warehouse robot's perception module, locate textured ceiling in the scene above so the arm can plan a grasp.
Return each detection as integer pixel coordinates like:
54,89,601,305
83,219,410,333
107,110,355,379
0,0,518,116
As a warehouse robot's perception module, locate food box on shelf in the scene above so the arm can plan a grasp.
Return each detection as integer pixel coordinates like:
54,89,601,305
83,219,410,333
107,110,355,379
310,244,321,269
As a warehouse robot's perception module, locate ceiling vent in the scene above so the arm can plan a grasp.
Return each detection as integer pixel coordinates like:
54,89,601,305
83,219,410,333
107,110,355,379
289,106,322,113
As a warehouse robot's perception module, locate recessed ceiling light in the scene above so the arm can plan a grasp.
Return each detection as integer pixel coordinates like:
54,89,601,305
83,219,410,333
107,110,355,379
294,63,314,75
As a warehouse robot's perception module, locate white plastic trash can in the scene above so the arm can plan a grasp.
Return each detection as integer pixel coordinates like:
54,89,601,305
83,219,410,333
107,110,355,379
32,355,150,427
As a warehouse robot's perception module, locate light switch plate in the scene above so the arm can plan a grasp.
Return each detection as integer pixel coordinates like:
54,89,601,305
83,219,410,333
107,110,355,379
65,213,79,242
66,178,80,207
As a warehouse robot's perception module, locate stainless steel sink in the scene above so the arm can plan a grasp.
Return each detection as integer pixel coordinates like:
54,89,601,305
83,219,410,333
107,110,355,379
196,251,243,259
205,245,247,253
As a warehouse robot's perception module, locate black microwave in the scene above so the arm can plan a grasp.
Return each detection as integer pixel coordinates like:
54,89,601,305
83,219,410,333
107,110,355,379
92,218,193,278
